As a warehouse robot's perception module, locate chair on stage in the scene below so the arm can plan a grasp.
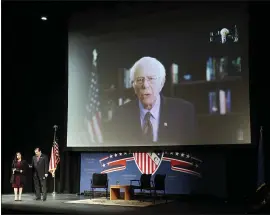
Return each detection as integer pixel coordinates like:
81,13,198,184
90,173,108,199
152,174,167,204
130,174,152,201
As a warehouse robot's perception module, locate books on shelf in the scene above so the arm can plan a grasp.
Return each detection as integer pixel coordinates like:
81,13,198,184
108,110,113,121
123,68,132,89
118,98,123,106
171,63,192,84
232,57,241,73
206,56,241,81
209,89,231,115
219,57,229,79
206,57,228,81
237,127,244,141
171,63,179,84
124,98,131,104
209,91,219,114
206,57,214,81
118,97,132,106
219,89,231,115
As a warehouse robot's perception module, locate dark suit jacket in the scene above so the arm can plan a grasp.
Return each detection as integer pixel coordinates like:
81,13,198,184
32,154,49,178
105,96,197,146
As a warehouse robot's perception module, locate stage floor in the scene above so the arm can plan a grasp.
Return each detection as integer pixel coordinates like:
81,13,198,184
2,193,248,214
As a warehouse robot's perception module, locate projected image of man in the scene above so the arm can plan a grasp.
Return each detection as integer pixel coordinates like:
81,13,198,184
107,57,197,145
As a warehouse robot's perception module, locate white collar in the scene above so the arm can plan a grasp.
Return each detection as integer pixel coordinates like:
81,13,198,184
139,94,160,120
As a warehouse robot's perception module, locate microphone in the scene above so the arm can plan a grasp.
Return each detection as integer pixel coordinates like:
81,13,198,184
53,125,58,130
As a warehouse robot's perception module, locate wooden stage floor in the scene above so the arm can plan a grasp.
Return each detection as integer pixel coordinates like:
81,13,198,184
1,193,252,214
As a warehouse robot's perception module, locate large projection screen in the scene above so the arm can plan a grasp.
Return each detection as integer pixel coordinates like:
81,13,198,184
67,5,250,148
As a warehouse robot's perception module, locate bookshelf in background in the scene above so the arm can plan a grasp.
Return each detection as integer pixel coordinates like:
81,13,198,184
170,70,244,117
101,68,135,122
117,68,135,104
169,24,245,118
103,24,247,120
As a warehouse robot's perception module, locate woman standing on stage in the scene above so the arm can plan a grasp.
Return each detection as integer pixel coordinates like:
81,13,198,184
10,152,28,201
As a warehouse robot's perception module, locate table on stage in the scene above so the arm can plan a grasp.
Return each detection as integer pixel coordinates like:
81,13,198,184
110,185,131,201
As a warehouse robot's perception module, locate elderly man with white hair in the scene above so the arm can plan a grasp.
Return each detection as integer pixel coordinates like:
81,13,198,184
106,56,197,145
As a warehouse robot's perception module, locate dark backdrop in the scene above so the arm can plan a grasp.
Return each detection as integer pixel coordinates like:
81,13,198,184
1,2,270,201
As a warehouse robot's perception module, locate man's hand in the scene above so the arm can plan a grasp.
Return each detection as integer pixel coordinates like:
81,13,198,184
45,174,48,177
20,170,23,173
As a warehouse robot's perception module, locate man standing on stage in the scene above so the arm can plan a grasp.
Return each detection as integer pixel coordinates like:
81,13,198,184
32,148,48,201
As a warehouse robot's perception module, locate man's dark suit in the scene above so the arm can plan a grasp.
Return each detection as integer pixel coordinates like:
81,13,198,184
32,154,49,200
105,96,197,145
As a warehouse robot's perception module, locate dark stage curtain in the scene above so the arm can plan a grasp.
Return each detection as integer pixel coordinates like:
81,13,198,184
59,151,81,194
226,147,257,201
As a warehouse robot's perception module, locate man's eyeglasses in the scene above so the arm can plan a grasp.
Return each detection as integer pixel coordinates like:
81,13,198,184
134,76,160,85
